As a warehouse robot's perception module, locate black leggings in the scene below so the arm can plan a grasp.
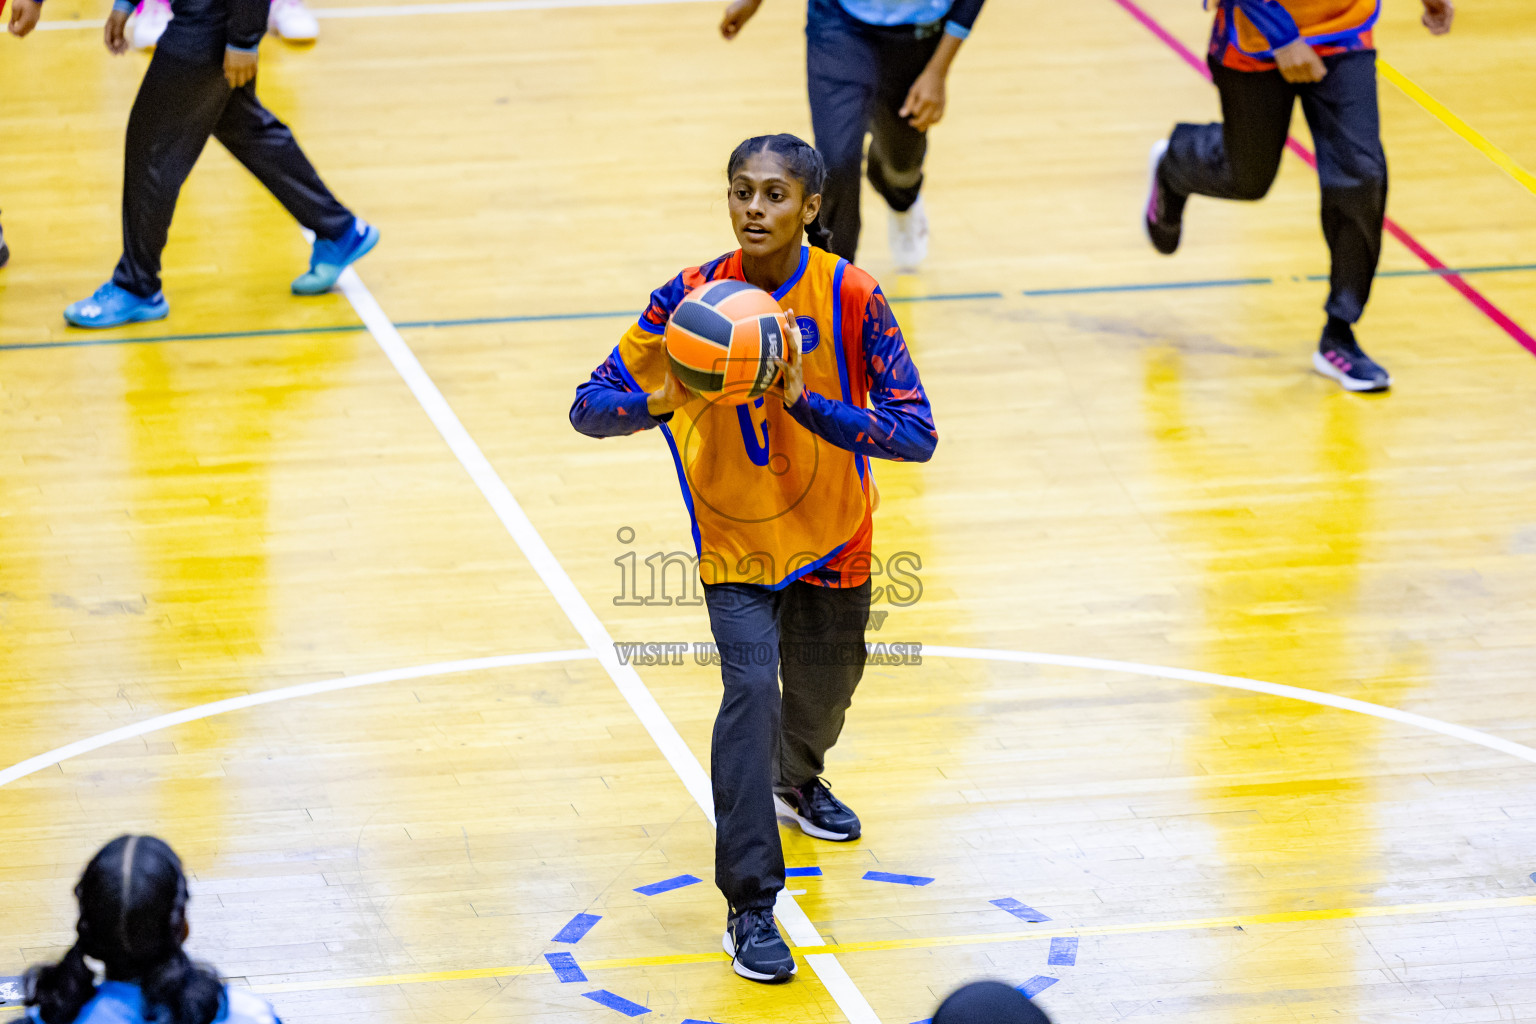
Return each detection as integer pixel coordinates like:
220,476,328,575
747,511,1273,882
1161,51,1388,324
113,49,355,297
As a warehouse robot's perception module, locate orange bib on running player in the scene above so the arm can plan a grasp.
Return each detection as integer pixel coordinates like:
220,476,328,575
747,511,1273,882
615,247,871,588
1234,0,1378,54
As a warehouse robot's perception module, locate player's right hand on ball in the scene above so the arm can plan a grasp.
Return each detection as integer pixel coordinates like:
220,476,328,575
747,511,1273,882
719,0,761,40
1274,38,1327,83
104,8,130,53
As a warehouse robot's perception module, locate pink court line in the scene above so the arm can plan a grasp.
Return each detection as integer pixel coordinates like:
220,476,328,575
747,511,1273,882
1108,0,1536,359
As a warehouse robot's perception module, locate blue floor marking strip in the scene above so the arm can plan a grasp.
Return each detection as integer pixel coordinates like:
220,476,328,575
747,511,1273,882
785,866,823,877
1048,936,1079,966
8,262,1532,355
582,990,651,1016
1023,277,1272,297
633,874,701,896
888,291,1005,302
0,323,370,351
864,870,934,886
544,952,586,983
1018,976,1059,998
552,913,601,944
991,897,1051,922
1311,261,1536,281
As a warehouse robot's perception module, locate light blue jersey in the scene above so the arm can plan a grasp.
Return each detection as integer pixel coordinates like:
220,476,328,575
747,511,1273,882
836,0,972,37
24,983,280,1024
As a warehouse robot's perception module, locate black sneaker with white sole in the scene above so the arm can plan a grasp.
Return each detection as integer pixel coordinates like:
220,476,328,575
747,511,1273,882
723,906,796,983
1144,139,1185,256
1313,319,1390,392
773,777,861,842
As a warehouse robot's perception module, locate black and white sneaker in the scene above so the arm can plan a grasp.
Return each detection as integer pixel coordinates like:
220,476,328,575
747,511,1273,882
723,906,796,983
774,777,861,842
1313,321,1390,392
1144,139,1184,256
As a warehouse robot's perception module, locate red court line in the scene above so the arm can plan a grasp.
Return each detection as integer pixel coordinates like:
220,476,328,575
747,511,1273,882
1108,0,1536,358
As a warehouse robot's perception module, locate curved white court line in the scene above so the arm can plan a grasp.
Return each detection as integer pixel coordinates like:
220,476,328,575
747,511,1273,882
0,649,594,790
7,644,1533,791
922,646,1536,765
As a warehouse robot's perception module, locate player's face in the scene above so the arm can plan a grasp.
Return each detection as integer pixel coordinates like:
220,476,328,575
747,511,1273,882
728,153,817,258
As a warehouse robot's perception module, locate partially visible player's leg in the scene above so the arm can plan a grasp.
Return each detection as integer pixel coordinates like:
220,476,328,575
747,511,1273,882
67,51,228,327
1300,50,1390,392
213,84,376,294
867,30,936,272
807,0,878,261
774,579,870,842
703,582,796,984
1147,59,1294,254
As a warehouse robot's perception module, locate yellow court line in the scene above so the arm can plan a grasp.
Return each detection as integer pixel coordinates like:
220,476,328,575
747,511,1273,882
247,893,1536,994
1379,58,1536,197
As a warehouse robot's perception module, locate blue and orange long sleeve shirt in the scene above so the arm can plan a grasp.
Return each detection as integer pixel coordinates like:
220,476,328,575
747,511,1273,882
571,246,936,589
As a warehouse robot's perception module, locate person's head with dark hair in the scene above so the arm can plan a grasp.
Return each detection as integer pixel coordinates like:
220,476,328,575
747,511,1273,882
24,837,224,1024
934,981,1053,1024
726,133,834,262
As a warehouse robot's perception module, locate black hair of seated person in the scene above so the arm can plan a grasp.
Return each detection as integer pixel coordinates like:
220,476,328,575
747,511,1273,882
933,981,1052,1024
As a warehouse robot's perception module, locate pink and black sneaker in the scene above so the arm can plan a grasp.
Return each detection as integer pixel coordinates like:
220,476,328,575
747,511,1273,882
1313,320,1391,392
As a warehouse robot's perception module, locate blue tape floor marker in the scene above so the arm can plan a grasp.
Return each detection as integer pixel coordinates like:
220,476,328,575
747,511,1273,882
544,952,587,983
1048,937,1078,966
991,897,1051,922
633,874,701,896
582,990,651,1017
552,913,601,943
1018,976,1059,998
785,866,823,877
864,871,934,886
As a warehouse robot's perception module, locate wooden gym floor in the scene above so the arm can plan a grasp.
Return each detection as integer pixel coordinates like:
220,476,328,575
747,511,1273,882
3,1,1536,1022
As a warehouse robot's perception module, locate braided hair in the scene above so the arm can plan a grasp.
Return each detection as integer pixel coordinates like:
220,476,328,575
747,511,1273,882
726,133,834,252
25,837,223,1024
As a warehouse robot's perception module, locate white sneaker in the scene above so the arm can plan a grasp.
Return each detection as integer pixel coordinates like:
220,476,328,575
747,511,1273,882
269,0,319,41
130,0,171,50
887,195,929,273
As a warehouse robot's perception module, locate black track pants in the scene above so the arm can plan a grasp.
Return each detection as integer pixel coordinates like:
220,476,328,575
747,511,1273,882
704,578,871,911
1161,50,1387,323
113,49,355,297
806,0,939,262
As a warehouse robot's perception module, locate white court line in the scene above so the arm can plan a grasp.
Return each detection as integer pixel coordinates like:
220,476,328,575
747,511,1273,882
0,650,594,790
11,646,1532,792
334,266,881,1024
923,646,1536,765
34,0,713,31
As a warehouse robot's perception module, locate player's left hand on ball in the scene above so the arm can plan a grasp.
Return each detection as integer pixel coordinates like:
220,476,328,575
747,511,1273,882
899,69,947,131
1421,0,1453,34
774,308,806,408
224,47,258,88
8,0,43,38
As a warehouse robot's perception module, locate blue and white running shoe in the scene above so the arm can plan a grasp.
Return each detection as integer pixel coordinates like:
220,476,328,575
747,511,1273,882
292,219,380,295
64,282,170,329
